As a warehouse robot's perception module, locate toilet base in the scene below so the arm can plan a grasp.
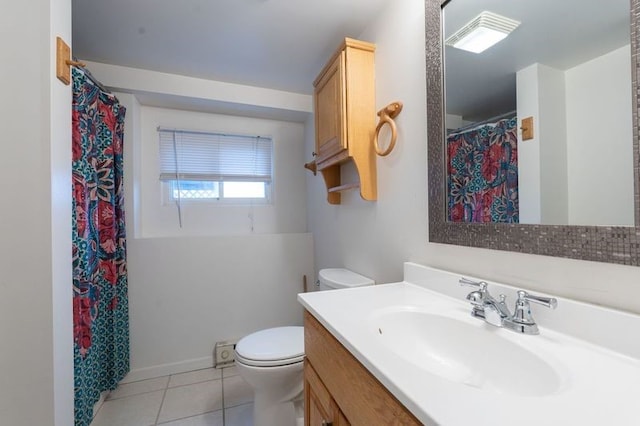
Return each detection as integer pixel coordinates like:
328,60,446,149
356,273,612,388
253,392,303,426
235,360,304,426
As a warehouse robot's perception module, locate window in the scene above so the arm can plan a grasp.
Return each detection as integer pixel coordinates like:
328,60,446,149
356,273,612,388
158,128,273,202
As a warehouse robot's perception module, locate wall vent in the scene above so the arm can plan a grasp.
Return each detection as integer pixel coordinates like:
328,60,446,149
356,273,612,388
214,340,236,368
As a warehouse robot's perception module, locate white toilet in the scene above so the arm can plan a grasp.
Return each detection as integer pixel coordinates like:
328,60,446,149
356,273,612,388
234,268,374,426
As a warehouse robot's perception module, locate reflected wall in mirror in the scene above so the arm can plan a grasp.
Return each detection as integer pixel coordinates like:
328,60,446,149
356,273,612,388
443,0,633,226
425,0,640,265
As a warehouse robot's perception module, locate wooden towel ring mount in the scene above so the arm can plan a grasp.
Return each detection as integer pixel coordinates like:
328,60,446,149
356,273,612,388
374,101,403,156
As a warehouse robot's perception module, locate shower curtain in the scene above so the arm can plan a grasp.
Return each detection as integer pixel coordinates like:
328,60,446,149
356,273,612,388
447,116,519,223
71,67,129,426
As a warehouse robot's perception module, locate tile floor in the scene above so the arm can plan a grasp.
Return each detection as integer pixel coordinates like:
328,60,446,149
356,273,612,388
91,366,254,426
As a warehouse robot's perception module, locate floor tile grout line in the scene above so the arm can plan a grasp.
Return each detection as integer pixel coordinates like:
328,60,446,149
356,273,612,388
225,401,253,410
119,375,171,386
108,376,223,402
119,367,228,385
167,376,223,390
155,408,224,425
153,383,169,425
222,370,227,426
156,371,228,425
106,387,167,401
91,367,248,426
91,397,105,424
119,366,222,387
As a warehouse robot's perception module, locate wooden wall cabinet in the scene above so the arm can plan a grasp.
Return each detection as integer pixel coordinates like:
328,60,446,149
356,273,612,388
313,38,377,205
304,311,421,426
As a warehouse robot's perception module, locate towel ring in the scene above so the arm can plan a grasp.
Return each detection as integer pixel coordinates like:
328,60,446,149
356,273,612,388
374,101,403,156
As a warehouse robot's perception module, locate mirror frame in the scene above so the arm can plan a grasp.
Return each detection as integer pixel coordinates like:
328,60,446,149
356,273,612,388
426,0,640,265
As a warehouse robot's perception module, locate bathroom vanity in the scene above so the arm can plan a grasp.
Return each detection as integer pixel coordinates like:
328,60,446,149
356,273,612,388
304,311,420,426
298,263,640,425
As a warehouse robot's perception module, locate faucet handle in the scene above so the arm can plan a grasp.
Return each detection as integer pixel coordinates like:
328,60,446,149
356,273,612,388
510,290,557,333
518,290,557,309
459,277,487,291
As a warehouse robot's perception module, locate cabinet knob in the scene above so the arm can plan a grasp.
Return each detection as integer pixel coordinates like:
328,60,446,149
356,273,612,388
312,151,317,157
321,421,333,426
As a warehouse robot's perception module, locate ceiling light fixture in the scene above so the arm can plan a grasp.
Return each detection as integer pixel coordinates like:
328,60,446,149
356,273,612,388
445,11,520,54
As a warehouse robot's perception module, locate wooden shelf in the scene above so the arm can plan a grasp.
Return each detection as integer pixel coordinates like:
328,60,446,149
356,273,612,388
327,183,360,193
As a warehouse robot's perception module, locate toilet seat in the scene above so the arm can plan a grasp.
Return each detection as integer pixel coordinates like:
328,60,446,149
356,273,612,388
235,326,304,367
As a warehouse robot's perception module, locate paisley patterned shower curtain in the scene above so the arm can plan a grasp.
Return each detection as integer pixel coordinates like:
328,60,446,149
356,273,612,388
71,67,129,426
447,117,519,223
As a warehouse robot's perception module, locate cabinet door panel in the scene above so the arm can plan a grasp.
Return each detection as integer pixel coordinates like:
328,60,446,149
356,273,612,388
305,360,335,426
314,52,347,163
334,402,350,426
308,393,329,426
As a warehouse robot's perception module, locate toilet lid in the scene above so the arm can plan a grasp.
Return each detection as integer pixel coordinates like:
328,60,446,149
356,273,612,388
235,326,304,367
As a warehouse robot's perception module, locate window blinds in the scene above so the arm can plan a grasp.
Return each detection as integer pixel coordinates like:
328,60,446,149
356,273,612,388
158,129,273,182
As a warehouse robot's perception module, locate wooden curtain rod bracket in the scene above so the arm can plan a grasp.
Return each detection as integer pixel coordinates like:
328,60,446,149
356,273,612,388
67,59,86,68
520,116,534,140
304,160,317,175
56,37,85,85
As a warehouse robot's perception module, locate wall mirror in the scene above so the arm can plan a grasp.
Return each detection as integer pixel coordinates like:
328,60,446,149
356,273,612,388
426,0,640,265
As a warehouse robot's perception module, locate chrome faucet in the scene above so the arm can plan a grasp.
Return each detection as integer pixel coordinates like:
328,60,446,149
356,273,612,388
459,277,557,335
459,277,512,327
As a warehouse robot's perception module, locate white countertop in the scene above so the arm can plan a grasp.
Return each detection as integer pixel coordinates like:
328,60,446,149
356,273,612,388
298,263,640,425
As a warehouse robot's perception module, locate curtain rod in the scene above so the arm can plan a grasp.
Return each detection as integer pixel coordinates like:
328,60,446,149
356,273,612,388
73,59,110,94
82,68,109,93
449,110,517,134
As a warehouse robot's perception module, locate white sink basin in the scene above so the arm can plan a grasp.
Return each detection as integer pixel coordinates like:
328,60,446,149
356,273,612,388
298,263,640,425
369,306,562,396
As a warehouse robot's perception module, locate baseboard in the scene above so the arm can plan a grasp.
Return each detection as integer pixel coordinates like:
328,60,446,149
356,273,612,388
92,390,109,418
120,356,213,384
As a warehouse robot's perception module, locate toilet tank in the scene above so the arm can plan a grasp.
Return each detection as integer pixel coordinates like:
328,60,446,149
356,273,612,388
318,268,374,291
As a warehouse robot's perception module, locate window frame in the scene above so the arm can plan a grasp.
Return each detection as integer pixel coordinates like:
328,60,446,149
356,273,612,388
161,179,273,205
158,128,274,205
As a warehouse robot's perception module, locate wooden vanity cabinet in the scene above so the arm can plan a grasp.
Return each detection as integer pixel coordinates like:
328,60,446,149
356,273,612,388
304,311,421,426
313,38,376,204
305,361,350,426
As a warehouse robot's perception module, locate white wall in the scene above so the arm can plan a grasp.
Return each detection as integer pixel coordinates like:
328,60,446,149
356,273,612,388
307,0,640,315
538,64,568,224
516,64,542,224
565,45,634,225
125,233,313,381
50,0,75,423
0,0,73,424
517,47,633,227
106,78,314,380
84,61,312,122
118,93,143,238
307,0,429,284
445,113,471,130
516,63,568,224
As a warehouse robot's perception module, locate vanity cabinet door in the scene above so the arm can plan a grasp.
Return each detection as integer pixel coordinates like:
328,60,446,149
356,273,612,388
335,410,350,426
305,360,350,426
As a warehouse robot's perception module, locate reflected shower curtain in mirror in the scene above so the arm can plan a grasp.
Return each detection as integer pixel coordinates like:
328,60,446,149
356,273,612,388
447,117,519,223
72,67,129,426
